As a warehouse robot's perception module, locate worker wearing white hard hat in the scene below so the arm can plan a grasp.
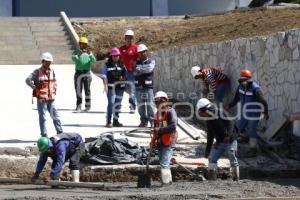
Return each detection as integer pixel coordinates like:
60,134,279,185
196,98,239,181
134,44,155,127
25,52,63,137
120,30,138,114
191,65,229,103
152,91,177,186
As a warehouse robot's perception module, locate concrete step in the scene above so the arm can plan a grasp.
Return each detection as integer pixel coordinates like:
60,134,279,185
30,25,65,32
0,17,60,23
32,31,67,37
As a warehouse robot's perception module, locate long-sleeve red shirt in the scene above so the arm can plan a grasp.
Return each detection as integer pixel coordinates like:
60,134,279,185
119,43,138,72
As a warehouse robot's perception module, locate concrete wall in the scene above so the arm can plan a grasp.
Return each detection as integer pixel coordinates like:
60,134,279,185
14,0,151,17
153,28,300,127
0,0,12,16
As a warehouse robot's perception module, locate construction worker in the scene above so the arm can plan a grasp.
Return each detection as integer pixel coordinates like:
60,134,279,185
134,44,155,127
196,98,239,181
72,37,96,112
31,132,84,183
152,91,178,185
25,52,63,137
120,30,138,114
100,48,126,128
227,69,269,157
191,66,230,103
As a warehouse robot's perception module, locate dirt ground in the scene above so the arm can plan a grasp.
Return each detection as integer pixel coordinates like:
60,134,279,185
73,7,300,60
1,179,300,200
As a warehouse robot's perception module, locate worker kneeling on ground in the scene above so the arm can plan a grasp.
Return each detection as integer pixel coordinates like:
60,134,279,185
197,98,239,181
31,132,84,183
152,91,178,185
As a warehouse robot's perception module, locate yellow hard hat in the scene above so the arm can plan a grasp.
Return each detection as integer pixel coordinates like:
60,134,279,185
79,37,88,44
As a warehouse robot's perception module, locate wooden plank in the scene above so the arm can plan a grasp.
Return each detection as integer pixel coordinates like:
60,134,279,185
178,117,206,140
0,177,105,189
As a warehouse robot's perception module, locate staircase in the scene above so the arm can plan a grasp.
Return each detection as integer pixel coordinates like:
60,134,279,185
0,17,74,65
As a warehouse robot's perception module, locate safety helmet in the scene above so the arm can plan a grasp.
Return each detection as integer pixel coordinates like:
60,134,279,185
37,137,49,153
196,98,211,111
239,69,252,82
110,47,121,56
79,37,88,44
154,91,168,101
191,66,201,78
137,44,148,52
40,52,53,62
124,30,134,36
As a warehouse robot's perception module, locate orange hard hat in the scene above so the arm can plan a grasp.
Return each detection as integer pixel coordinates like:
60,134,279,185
240,69,252,78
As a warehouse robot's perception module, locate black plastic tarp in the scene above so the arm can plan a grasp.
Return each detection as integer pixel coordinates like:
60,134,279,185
81,133,149,165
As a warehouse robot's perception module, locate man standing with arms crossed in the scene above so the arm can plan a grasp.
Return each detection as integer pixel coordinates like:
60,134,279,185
120,30,138,114
72,37,96,112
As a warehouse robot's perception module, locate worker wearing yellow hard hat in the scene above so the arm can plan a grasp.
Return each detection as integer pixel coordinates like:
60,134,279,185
71,37,96,112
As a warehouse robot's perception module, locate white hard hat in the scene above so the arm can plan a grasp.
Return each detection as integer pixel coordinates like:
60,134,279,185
191,66,201,78
41,52,53,62
196,98,211,110
124,30,134,36
137,44,148,52
154,91,168,100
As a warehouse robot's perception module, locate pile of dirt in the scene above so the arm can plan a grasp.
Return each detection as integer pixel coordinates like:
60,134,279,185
73,7,300,60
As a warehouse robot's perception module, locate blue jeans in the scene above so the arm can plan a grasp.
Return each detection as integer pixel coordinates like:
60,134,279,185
209,140,239,167
125,71,136,110
37,99,63,137
158,146,173,169
215,81,230,103
136,88,155,124
236,116,259,139
106,87,124,124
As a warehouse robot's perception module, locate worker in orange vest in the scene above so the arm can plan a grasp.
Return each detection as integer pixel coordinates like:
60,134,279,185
25,52,63,137
152,91,178,186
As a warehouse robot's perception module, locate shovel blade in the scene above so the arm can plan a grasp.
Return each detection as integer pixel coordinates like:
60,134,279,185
137,172,152,188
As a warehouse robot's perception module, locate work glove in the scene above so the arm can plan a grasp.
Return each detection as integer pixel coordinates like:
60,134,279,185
43,176,49,184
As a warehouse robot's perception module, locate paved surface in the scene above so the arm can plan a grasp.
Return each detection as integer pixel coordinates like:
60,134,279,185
0,64,204,147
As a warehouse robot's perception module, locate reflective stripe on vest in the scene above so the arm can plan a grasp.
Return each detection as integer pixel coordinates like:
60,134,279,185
35,69,56,100
155,110,177,146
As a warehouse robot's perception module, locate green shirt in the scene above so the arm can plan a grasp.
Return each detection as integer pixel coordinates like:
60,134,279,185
72,49,96,71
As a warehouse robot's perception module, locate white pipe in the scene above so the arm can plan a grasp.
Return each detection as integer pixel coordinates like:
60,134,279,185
60,11,79,48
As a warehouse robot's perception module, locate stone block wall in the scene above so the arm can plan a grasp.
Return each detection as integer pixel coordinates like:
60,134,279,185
153,28,300,127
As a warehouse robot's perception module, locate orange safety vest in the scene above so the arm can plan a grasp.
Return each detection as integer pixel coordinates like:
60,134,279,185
155,109,178,146
34,68,56,101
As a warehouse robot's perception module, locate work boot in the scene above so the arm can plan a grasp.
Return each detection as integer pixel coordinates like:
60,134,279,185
161,168,172,186
106,123,113,128
75,104,82,112
247,138,258,157
71,170,80,183
207,163,217,180
85,106,91,112
231,166,240,181
237,133,249,143
138,122,148,127
113,120,123,127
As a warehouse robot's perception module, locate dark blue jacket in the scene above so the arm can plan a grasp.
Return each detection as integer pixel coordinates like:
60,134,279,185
35,133,83,177
229,81,268,118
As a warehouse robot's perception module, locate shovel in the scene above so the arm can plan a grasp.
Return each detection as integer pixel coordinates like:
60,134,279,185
137,129,156,188
171,158,206,181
